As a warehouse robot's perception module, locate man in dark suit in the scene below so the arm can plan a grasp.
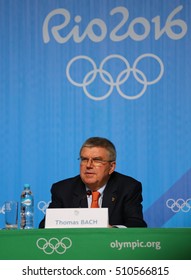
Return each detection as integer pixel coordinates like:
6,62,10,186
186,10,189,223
39,137,147,228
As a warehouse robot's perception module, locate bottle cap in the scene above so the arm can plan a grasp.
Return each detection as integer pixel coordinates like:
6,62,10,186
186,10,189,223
24,183,30,189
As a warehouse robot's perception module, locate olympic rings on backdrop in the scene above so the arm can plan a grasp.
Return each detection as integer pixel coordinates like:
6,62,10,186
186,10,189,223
38,201,50,214
166,198,191,212
66,53,164,100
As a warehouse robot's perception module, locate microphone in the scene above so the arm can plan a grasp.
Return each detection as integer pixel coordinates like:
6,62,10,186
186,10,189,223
86,190,92,196
79,190,91,207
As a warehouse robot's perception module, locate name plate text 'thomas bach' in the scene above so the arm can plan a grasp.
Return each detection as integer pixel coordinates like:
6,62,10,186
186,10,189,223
45,208,108,228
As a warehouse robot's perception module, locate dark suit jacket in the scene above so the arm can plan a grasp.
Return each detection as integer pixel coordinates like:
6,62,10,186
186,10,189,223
39,171,147,228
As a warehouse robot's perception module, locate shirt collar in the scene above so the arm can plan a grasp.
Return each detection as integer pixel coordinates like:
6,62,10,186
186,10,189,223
86,184,106,196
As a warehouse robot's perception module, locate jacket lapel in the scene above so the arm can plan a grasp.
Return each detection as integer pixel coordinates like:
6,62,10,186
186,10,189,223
102,174,117,216
72,181,88,208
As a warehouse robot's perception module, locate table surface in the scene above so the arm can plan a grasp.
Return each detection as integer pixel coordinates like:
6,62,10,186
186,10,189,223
0,228,190,260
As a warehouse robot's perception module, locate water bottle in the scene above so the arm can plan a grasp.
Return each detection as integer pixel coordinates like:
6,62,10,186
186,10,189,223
20,184,34,229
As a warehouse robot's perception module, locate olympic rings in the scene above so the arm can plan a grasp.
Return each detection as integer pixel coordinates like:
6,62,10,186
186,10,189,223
66,53,164,100
38,201,50,214
36,237,72,254
166,198,191,213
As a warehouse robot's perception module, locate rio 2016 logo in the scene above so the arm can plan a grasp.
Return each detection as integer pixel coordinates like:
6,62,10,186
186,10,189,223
42,5,187,100
42,6,187,43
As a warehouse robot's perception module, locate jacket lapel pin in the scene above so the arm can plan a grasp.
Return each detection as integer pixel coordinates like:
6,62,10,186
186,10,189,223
112,196,116,202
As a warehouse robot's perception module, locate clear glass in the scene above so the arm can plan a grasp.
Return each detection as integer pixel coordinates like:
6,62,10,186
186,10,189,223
5,201,18,229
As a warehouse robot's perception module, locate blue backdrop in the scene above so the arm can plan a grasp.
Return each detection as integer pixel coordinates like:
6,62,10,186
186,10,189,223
0,0,191,228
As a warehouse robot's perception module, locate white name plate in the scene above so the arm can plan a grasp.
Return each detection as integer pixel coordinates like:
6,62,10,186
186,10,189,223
45,208,108,228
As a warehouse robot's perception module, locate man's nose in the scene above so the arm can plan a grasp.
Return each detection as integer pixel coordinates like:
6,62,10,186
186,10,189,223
86,158,94,167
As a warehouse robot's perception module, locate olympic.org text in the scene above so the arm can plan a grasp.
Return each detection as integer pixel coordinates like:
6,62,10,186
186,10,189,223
110,240,161,250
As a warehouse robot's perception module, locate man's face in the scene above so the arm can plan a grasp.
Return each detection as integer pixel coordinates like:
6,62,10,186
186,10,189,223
80,146,116,191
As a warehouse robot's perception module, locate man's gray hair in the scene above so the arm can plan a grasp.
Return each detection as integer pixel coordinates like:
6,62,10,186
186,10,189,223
80,137,116,161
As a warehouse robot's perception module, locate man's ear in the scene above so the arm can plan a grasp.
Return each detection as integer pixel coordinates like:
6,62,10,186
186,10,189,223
109,161,116,175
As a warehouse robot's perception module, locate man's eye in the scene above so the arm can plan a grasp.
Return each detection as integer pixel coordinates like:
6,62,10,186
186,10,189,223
93,159,102,162
81,158,88,161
